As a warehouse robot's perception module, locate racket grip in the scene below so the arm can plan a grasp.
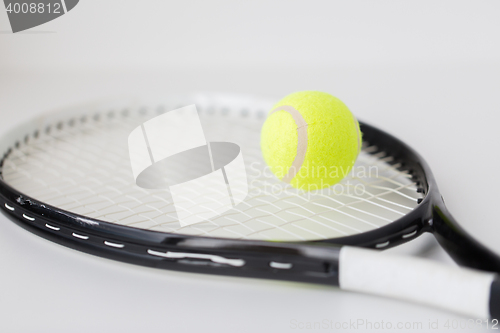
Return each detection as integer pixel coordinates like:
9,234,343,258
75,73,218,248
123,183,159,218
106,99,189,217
338,246,498,319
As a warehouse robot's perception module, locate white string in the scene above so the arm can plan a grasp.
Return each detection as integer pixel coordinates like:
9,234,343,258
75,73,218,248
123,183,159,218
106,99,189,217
2,105,422,241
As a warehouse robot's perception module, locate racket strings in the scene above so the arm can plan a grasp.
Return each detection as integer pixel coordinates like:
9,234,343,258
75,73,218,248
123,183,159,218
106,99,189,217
1,105,423,241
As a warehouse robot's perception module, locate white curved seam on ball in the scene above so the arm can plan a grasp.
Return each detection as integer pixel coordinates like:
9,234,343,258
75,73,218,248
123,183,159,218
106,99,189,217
351,113,361,155
269,105,308,184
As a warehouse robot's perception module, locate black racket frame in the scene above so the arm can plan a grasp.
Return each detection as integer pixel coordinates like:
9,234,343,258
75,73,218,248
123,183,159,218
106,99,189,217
1,121,499,286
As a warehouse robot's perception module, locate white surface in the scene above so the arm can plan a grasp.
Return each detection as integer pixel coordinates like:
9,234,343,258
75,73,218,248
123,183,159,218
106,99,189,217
339,246,496,319
1,1,500,71
1,1,500,332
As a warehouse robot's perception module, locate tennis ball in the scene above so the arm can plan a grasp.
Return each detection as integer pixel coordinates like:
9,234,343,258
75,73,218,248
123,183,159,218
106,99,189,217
260,91,361,191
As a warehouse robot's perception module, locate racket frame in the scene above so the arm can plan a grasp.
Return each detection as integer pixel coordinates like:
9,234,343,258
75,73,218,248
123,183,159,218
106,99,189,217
1,113,500,286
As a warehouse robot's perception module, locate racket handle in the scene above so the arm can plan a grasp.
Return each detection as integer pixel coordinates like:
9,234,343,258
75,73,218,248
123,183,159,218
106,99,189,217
339,246,499,319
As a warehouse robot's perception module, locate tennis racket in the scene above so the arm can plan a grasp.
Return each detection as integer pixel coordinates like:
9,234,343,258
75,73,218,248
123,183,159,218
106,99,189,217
0,96,499,319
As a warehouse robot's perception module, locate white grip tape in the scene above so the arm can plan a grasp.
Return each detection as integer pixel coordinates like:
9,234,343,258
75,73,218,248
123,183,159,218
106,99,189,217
339,246,495,318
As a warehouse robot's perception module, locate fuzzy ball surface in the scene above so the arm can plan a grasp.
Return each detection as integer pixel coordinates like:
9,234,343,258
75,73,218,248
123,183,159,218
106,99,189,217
260,91,361,191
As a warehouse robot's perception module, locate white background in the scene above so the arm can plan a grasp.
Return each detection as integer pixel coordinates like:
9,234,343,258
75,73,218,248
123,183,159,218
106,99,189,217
1,1,500,332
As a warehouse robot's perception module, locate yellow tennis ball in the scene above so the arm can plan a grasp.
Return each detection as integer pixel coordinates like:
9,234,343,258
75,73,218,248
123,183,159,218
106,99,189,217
261,91,361,191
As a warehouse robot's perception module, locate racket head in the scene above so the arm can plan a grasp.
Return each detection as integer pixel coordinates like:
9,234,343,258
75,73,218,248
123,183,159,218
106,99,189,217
0,96,446,282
